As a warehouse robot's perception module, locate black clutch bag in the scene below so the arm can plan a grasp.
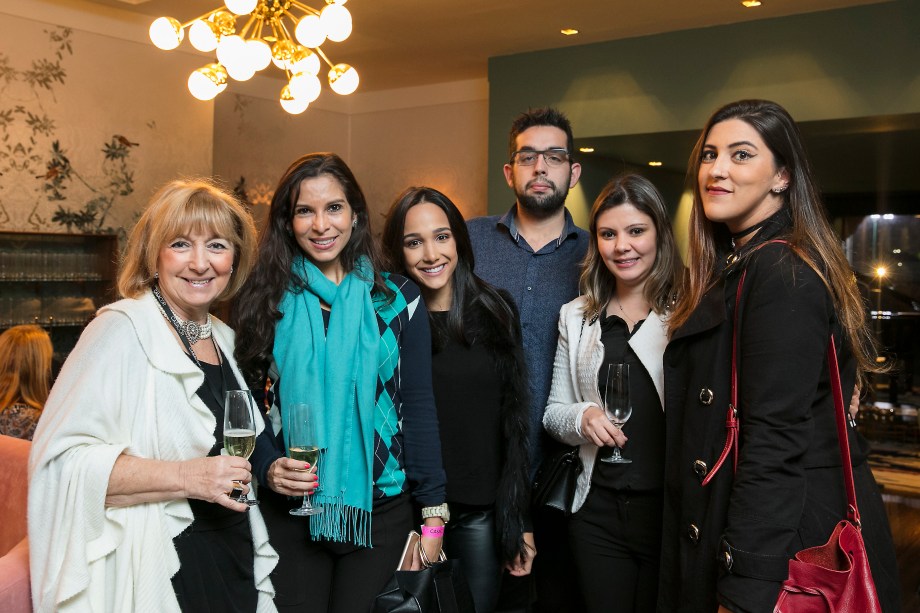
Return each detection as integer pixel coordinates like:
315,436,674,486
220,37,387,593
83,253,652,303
374,558,475,613
531,445,582,514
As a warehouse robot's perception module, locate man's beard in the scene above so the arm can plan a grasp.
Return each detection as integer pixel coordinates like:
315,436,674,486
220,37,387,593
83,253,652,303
516,179,569,218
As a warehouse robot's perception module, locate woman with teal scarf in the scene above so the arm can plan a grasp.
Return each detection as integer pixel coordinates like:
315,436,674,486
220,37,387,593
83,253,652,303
233,153,448,613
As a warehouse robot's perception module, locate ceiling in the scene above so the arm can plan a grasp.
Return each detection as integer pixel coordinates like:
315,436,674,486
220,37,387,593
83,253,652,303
91,0,889,92
83,0,917,200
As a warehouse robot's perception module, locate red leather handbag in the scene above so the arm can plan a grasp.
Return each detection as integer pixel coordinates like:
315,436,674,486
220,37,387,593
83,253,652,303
772,337,882,613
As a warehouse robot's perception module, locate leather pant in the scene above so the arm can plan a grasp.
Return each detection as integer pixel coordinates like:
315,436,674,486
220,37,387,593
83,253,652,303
444,503,502,613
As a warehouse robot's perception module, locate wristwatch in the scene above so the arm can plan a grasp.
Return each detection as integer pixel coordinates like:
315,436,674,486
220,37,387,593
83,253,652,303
421,503,450,524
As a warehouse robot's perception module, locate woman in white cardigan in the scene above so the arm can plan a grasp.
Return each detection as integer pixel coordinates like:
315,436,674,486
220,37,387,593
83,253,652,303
543,174,684,613
28,180,278,612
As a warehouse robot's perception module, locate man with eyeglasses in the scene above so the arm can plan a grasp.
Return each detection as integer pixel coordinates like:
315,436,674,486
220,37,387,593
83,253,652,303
468,107,587,613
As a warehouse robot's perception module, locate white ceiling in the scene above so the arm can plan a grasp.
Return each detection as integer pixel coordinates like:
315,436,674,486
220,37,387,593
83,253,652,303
87,0,890,92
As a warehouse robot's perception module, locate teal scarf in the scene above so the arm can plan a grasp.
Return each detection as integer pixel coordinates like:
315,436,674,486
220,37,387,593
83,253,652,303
273,255,378,546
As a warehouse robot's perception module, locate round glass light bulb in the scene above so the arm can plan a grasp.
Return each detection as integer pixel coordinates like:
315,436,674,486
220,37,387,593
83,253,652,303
289,72,321,103
246,39,272,71
328,63,358,95
149,17,184,50
295,15,326,48
320,4,352,42
224,0,258,16
280,85,310,114
216,35,249,71
189,19,219,52
271,40,297,70
187,64,227,100
290,47,321,76
226,61,256,81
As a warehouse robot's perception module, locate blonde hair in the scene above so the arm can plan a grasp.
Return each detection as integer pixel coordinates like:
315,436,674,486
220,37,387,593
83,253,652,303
118,179,257,302
580,174,686,317
0,325,53,412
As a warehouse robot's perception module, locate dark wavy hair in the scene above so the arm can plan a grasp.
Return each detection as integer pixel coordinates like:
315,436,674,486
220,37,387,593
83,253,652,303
669,99,880,376
233,153,390,386
381,186,516,348
580,173,685,318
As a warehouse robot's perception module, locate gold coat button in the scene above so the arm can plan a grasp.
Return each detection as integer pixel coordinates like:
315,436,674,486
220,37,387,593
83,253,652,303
699,388,714,405
693,460,708,480
687,523,700,544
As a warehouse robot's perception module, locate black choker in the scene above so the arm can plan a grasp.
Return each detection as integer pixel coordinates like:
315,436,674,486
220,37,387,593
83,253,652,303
730,218,771,249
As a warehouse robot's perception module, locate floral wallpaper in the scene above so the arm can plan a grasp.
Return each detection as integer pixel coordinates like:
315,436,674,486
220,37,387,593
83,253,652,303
0,13,213,236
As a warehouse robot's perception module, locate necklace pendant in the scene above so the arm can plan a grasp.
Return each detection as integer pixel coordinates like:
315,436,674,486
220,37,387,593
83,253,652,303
185,321,202,344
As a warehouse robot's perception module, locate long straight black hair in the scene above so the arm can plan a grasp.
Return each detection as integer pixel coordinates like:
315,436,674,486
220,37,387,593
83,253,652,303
381,186,517,349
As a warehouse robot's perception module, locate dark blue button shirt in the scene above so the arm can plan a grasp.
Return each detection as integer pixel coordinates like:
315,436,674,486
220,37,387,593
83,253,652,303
467,206,588,469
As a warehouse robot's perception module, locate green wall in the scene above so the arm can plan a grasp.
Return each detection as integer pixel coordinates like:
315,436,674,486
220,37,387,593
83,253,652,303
486,0,920,216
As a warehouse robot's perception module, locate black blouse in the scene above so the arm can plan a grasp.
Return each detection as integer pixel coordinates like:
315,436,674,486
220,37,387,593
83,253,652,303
429,309,503,506
592,312,666,492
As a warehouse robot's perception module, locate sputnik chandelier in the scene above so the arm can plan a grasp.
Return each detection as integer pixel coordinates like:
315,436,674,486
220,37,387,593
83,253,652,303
148,0,358,115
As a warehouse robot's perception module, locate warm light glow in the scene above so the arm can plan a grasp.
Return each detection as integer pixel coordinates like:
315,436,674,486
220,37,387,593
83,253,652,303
189,19,220,52
560,28,579,36
187,63,228,100
648,161,663,167
225,0,258,16
280,85,310,114
579,147,594,153
328,63,359,95
321,4,352,42
149,17,184,50
741,0,762,7
296,14,327,48
150,0,358,105
289,72,322,102
875,267,887,279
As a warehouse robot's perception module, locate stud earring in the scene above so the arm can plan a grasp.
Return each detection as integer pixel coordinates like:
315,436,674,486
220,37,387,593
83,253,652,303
352,218,358,228
772,185,788,194
230,265,234,275
154,271,159,279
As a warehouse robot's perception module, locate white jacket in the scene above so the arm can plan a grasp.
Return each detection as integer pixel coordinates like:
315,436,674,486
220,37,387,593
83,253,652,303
543,295,668,513
28,292,278,613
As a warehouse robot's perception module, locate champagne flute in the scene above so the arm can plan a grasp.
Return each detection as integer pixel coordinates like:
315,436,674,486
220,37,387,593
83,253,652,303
288,403,324,517
600,363,633,464
223,389,260,506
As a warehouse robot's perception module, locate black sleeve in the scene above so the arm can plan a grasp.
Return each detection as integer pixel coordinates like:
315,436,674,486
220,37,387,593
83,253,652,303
398,291,448,506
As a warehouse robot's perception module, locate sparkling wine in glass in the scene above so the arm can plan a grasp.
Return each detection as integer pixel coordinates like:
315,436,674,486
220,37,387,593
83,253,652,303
288,403,324,517
600,363,633,464
223,389,260,506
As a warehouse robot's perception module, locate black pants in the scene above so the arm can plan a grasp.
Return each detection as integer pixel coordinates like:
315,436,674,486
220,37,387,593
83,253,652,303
568,487,663,613
260,488,412,613
444,503,502,613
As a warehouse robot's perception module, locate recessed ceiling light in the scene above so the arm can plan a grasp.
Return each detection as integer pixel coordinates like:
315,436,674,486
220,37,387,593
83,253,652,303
648,161,663,167
579,147,594,153
741,0,762,7
561,28,579,36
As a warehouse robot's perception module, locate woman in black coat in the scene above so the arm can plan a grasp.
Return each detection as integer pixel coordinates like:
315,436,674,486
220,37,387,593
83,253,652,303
659,99,900,613
382,186,535,613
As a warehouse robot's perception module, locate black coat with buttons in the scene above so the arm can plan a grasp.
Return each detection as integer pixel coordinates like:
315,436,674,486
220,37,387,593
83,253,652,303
657,214,900,613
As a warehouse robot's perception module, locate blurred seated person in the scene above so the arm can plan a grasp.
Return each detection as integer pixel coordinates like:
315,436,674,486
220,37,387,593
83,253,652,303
0,325,52,440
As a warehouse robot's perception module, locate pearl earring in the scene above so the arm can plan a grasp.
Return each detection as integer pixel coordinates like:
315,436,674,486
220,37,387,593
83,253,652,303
352,218,358,228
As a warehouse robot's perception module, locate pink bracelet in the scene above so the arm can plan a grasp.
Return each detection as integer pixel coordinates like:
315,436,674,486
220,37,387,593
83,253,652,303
421,525,444,538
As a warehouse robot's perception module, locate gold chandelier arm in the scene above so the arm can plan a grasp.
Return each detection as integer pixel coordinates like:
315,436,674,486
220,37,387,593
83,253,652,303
178,8,222,30
288,0,322,17
238,13,259,38
313,46,336,70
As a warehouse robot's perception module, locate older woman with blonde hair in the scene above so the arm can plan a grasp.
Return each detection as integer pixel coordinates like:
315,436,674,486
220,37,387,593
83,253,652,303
29,179,278,613
0,324,53,440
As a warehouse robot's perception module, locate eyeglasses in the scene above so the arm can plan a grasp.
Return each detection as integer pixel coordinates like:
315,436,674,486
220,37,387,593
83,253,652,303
509,148,571,167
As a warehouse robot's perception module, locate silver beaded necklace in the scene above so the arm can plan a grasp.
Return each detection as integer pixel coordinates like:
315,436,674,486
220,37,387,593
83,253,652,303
152,285,212,344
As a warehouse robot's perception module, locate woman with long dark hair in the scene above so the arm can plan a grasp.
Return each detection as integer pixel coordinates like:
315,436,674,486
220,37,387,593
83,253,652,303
233,154,447,613
381,186,534,612
542,174,684,612
660,99,900,612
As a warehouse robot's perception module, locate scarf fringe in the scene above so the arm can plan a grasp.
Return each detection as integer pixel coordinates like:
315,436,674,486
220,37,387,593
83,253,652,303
309,497,373,547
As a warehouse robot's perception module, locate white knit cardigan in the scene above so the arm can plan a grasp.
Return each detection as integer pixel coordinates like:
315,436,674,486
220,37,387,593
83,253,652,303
542,295,668,513
28,292,278,613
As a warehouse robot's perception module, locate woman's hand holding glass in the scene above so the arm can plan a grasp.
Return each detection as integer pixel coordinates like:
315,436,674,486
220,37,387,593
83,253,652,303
580,406,628,449
178,455,253,511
